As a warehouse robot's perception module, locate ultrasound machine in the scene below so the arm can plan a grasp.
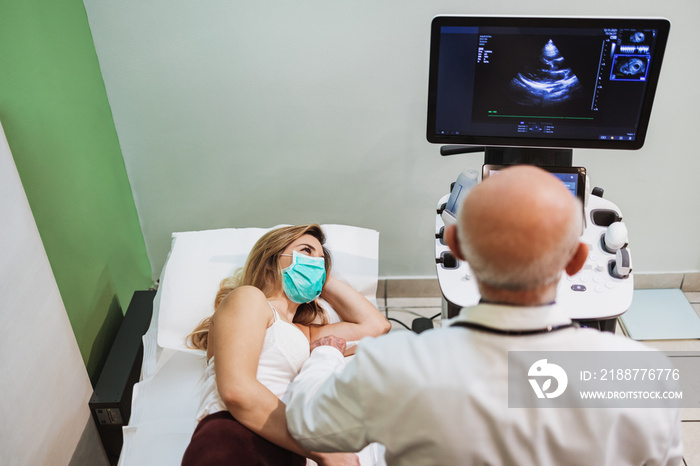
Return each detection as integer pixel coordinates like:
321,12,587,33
426,16,670,332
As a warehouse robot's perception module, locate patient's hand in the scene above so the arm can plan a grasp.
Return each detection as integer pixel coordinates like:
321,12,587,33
311,451,360,466
310,335,346,354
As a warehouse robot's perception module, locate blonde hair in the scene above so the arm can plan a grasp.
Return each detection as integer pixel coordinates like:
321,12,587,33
186,225,331,351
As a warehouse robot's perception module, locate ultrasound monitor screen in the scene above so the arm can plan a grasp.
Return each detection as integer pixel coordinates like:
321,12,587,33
427,17,670,150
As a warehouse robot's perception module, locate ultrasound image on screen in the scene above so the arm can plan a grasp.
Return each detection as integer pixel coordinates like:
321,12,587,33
619,30,653,52
510,39,582,107
611,56,649,81
609,29,653,82
470,34,602,123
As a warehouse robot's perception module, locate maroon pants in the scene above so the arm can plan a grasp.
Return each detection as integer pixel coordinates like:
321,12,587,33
181,411,306,466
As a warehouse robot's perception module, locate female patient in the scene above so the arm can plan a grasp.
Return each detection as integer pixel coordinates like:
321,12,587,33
181,224,390,466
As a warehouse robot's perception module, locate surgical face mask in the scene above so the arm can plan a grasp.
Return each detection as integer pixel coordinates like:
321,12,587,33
280,250,326,303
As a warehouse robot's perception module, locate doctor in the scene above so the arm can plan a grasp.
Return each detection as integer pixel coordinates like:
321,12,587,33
285,165,683,465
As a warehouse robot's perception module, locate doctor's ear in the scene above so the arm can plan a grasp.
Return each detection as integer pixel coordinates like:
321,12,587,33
444,224,466,261
565,242,589,277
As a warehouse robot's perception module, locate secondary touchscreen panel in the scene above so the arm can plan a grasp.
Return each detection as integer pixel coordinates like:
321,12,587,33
482,165,586,204
427,16,670,150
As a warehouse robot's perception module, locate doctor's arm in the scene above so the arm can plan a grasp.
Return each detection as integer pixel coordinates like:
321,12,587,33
286,337,371,453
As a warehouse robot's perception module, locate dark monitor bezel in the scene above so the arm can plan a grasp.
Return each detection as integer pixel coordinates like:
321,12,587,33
427,16,670,150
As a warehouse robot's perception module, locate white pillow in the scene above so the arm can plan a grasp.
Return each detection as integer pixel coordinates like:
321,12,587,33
156,224,379,352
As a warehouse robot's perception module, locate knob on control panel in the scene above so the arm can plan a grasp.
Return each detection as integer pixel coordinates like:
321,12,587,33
610,248,632,279
603,221,628,253
436,251,459,269
435,226,446,245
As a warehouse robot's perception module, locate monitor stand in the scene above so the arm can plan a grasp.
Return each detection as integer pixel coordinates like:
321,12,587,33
440,145,573,167
484,147,573,167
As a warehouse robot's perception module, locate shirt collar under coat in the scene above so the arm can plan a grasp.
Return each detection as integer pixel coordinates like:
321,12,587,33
448,302,573,333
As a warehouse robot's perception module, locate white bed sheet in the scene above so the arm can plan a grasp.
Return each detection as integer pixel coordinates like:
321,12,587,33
119,225,382,466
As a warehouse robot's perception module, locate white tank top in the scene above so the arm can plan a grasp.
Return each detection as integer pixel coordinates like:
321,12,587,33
196,302,311,421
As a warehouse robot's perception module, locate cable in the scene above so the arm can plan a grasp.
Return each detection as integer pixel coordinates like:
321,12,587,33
386,308,438,318
430,312,441,320
387,317,412,331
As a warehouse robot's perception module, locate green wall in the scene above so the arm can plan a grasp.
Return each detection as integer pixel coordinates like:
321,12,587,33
0,1,152,384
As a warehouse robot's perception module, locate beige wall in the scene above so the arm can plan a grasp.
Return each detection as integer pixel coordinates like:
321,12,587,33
0,122,103,465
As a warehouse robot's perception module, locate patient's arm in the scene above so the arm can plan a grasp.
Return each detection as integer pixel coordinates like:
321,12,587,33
211,286,306,454
311,276,390,342
210,286,359,465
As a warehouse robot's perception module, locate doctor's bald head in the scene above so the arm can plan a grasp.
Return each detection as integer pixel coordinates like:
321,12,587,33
446,165,587,305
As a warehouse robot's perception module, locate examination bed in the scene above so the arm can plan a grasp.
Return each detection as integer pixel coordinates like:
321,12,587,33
107,225,382,465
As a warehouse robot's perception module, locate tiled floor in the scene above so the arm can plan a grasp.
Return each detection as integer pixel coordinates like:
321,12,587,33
377,291,700,466
625,291,700,466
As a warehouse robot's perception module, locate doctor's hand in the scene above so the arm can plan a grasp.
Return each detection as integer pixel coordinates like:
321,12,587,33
310,335,347,354
311,451,360,466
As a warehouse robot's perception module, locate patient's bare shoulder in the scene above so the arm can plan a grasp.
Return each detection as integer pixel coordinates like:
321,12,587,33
217,285,265,305
214,285,273,323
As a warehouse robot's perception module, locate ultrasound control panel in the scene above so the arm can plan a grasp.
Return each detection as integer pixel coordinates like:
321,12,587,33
434,178,633,330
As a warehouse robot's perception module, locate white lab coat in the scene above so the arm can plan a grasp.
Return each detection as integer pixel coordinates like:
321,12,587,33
286,303,683,466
